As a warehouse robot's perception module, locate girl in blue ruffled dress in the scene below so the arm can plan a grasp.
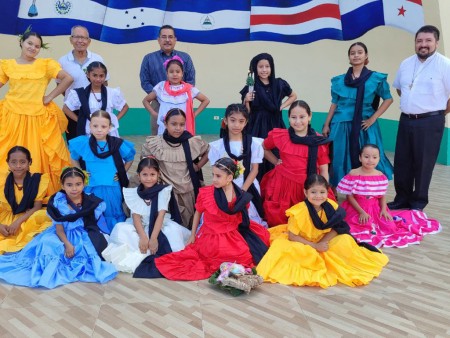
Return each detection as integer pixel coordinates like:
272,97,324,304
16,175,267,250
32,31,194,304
69,110,135,232
0,167,117,289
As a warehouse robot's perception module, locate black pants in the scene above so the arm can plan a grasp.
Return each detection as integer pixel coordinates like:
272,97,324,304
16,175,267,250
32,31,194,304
393,113,445,209
65,109,79,141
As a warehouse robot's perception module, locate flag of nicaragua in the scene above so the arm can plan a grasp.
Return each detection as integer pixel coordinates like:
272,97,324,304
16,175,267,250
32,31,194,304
1,0,424,44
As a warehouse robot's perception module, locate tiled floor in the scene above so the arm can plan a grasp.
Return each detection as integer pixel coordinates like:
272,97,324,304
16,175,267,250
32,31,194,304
0,135,449,337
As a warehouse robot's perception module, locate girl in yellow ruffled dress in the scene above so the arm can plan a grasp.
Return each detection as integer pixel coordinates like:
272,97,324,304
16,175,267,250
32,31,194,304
0,147,52,254
0,31,73,196
257,174,389,288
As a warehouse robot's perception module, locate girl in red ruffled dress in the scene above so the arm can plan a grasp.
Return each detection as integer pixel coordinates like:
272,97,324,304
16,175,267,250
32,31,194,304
261,100,334,227
155,158,270,281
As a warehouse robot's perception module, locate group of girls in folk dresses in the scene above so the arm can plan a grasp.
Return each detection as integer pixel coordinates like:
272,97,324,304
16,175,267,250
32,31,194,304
63,61,129,139
143,55,210,135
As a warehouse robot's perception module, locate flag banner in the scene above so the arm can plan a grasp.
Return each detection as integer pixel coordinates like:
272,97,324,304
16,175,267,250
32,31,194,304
0,0,424,44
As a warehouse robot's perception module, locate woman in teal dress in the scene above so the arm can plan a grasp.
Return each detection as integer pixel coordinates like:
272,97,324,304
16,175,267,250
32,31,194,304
322,42,393,187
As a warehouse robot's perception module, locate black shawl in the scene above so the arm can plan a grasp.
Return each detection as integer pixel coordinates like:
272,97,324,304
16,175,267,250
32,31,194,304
4,172,41,215
288,126,330,177
162,130,201,197
214,183,268,264
75,84,107,136
133,184,182,278
88,135,129,188
305,199,380,253
343,67,379,168
222,133,264,217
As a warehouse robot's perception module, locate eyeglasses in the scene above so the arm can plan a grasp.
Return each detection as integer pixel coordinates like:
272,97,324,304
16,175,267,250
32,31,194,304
71,35,89,41
159,35,175,41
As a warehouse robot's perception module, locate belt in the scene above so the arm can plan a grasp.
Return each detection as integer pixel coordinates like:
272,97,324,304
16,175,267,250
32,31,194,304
401,110,444,119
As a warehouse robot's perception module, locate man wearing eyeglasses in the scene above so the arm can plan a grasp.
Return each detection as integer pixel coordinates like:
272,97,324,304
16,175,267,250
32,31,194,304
140,24,196,135
58,25,108,140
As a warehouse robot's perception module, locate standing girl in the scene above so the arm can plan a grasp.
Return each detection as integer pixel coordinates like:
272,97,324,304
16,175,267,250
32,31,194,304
69,110,135,232
142,56,209,135
257,174,389,288
337,144,441,248
102,157,190,277
155,158,270,281
0,146,52,254
63,61,129,138
141,108,209,228
0,31,72,195
322,42,393,187
0,167,117,289
261,100,333,227
240,53,297,180
209,103,266,226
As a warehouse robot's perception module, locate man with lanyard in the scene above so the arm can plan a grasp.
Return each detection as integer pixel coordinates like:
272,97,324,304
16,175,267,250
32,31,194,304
58,25,109,141
140,25,196,135
388,25,450,211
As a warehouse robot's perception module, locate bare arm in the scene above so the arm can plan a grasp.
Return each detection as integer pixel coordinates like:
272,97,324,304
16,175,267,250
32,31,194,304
379,195,393,220
8,200,43,235
56,224,75,258
264,149,279,166
288,231,316,248
44,70,73,105
116,103,129,120
186,210,201,245
193,93,210,117
63,104,79,122
319,164,329,182
445,98,450,115
194,151,209,172
322,103,337,137
318,229,338,244
347,194,370,224
148,210,166,254
361,98,393,130
132,213,149,254
242,163,258,191
280,90,297,111
124,160,133,172
142,92,158,118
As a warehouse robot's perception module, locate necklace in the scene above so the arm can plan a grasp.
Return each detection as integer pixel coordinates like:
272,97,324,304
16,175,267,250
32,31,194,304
352,72,360,80
14,181,23,191
91,90,102,102
97,141,107,151
409,56,434,89
165,140,181,148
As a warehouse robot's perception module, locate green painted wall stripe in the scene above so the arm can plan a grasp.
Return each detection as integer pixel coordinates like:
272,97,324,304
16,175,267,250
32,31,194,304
120,108,449,165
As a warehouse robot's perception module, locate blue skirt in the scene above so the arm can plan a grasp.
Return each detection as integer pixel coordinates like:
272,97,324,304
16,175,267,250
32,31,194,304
329,120,393,187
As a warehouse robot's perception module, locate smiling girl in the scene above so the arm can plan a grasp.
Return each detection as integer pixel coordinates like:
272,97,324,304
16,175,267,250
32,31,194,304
261,100,334,227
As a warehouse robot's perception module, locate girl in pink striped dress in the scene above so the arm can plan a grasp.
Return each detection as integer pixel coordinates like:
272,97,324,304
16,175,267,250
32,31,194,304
337,144,441,248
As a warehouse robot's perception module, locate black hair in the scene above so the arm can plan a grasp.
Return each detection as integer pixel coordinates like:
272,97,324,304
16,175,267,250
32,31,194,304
159,25,176,37
20,31,43,47
60,167,86,184
164,108,186,123
7,146,32,163
288,100,311,117
86,61,108,76
224,103,249,121
137,157,160,174
165,59,184,72
304,174,330,191
213,157,238,178
415,25,440,41
91,110,112,124
360,143,380,155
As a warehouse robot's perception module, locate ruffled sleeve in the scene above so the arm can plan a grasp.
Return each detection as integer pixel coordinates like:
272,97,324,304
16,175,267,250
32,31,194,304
94,200,107,220
119,139,136,162
64,89,82,111
277,78,293,97
35,173,50,201
330,75,344,104
110,87,127,111
286,202,308,235
336,174,388,196
157,185,173,212
189,136,209,159
373,72,393,100
191,86,200,98
68,136,89,161
317,143,331,166
123,187,149,216
141,136,160,158
0,60,9,84
251,137,264,164
194,187,207,213
263,130,276,150
207,139,224,166
45,58,62,79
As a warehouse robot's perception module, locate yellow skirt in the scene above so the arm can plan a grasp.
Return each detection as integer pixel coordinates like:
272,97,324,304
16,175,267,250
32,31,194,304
257,224,389,288
0,101,70,196
0,209,52,254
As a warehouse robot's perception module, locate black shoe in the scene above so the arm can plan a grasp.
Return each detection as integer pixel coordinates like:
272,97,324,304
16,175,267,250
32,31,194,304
387,201,409,210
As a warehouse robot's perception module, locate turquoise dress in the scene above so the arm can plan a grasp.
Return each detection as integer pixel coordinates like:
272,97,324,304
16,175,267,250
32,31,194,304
0,192,117,289
69,136,136,232
329,72,393,187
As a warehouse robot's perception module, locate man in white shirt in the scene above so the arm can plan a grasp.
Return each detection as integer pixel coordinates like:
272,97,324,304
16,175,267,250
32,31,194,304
388,25,450,211
58,25,108,140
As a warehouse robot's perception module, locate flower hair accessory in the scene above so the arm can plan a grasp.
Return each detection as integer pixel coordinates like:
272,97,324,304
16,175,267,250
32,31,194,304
18,25,49,50
163,55,184,69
